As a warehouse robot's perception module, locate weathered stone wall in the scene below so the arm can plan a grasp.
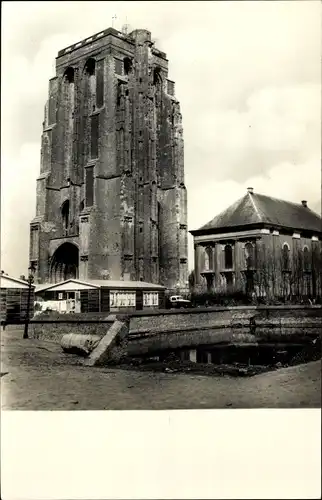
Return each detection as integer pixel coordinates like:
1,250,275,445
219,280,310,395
29,312,113,343
27,306,322,361
29,27,188,291
194,229,322,298
128,306,322,335
125,305,322,355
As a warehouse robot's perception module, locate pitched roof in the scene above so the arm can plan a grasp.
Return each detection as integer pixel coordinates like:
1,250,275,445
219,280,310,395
86,280,165,290
34,279,99,293
35,278,165,293
0,274,34,289
191,191,322,235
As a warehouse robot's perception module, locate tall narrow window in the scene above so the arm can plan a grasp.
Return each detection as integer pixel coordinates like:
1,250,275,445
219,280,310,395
303,246,310,271
153,67,162,86
245,242,255,269
224,245,233,269
282,243,290,271
205,247,213,271
124,57,132,75
61,200,70,231
48,78,58,126
85,167,94,207
84,58,95,76
96,59,104,108
116,82,122,107
90,114,99,159
64,67,75,83
115,58,123,75
84,58,96,114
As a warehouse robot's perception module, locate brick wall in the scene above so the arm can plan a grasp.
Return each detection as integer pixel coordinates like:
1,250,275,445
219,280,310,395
123,306,322,356
29,311,113,343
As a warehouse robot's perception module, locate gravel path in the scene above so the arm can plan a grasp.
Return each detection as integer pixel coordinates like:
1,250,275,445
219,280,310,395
1,328,321,410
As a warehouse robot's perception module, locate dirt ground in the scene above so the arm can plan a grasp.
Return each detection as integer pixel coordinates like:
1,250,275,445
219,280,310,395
1,327,321,410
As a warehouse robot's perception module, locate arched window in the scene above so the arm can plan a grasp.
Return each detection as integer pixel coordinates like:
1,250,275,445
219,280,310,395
124,57,133,75
282,243,290,271
61,200,70,231
64,66,74,84
245,242,255,269
153,67,162,86
84,58,96,76
224,245,233,269
79,200,85,212
204,247,213,271
303,246,310,271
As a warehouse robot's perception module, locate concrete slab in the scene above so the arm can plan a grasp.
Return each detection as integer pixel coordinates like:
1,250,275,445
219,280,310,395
84,320,129,366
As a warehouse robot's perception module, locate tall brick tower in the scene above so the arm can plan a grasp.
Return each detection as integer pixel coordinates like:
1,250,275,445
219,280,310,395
29,27,188,293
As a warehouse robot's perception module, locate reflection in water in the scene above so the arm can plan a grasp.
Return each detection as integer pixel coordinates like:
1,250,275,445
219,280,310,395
130,327,321,373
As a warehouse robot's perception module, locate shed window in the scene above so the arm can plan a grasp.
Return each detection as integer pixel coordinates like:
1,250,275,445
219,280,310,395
109,291,136,307
143,292,159,307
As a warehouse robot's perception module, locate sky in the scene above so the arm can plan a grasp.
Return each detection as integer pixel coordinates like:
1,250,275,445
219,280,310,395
1,0,321,277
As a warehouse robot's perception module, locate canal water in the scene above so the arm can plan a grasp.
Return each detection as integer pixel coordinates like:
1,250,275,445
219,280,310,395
128,328,321,376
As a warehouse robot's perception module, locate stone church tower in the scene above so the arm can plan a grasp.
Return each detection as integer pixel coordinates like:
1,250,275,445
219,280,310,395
29,27,188,292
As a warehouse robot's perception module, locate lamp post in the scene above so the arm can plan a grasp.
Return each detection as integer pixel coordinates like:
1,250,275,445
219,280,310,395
23,263,35,339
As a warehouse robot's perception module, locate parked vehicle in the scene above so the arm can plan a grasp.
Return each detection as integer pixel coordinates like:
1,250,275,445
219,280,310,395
168,295,192,309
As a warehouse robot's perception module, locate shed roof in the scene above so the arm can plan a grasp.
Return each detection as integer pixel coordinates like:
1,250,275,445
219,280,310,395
191,191,322,235
0,274,33,289
35,278,165,294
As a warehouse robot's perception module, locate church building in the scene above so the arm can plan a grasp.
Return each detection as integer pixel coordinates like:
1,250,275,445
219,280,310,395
29,27,188,294
190,188,322,300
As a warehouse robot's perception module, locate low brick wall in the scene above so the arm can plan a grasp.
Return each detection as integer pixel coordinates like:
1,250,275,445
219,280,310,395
29,312,114,343
125,326,322,356
128,305,322,335
27,306,322,358
123,305,322,356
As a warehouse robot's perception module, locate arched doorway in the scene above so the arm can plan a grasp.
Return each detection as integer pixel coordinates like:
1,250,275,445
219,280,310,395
50,243,79,283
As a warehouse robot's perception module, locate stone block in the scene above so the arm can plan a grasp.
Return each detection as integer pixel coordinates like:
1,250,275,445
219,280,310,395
84,319,129,366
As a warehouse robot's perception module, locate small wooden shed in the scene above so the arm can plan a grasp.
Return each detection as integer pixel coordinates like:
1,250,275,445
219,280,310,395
35,279,166,313
0,274,35,325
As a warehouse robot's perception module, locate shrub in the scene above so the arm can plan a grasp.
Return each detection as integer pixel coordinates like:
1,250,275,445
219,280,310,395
190,290,251,307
